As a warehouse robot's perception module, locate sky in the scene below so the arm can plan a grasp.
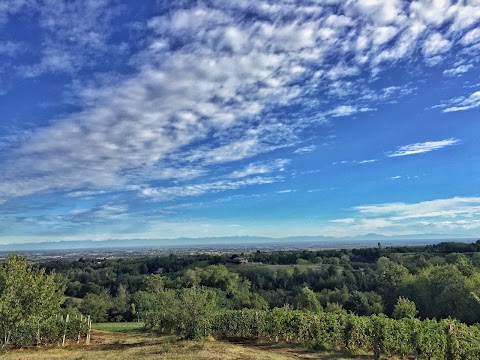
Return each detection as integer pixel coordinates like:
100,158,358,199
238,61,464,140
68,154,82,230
0,0,479,244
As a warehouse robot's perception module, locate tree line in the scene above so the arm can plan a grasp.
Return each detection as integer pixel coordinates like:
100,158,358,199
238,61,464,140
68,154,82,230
42,241,480,324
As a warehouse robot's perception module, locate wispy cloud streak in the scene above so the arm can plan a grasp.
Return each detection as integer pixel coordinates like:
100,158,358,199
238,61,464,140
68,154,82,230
387,139,460,157
140,177,280,202
443,91,480,112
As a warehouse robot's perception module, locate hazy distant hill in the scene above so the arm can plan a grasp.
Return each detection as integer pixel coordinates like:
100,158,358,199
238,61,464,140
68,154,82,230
0,234,475,252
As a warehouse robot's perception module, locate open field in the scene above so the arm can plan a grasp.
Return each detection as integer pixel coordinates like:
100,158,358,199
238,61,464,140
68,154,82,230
0,324,361,360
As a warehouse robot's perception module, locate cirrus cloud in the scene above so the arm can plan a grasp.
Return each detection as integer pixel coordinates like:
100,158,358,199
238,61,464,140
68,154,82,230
387,138,460,157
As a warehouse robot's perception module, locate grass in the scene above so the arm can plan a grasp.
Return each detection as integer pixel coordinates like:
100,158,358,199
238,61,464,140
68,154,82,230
92,322,145,333
0,324,359,360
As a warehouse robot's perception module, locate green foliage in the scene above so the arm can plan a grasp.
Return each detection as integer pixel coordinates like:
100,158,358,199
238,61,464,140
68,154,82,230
7,316,88,347
0,256,58,344
406,264,480,323
143,288,178,332
344,314,371,355
0,255,86,347
80,292,110,323
143,285,218,340
179,286,218,339
324,302,346,314
375,257,409,313
132,290,156,319
346,291,383,316
416,319,447,359
472,252,480,267
174,265,261,309
144,274,164,295
392,296,418,319
41,240,480,324
142,283,480,360
5,243,480,354
294,286,322,312
0,255,65,326
109,284,131,321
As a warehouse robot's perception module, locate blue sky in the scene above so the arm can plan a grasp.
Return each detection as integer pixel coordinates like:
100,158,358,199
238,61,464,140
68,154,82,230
0,0,480,244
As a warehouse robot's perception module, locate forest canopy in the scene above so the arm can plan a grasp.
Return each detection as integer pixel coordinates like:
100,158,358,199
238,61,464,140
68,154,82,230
38,240,480,324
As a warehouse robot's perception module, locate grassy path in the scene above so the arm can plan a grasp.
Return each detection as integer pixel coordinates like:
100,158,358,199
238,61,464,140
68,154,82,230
0,323,356,360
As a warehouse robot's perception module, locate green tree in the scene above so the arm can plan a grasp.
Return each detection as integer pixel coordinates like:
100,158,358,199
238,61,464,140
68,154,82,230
0,255,65,345
375,257,410,313
132,290,156,318
250,293,269,310
80,292,110,322
408,265,480,323
472,253,480,267
110,284,130,321
295,286,322,312
179,286,217,339
144,274,164,295
346,291,383,316
392,297,418,319
61,298,81,316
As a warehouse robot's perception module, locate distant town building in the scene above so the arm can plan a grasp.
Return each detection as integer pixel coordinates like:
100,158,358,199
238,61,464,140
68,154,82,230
227,254,248,264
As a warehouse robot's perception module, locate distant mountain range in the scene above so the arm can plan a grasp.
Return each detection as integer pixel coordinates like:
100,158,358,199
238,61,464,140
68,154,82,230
0,233,476,252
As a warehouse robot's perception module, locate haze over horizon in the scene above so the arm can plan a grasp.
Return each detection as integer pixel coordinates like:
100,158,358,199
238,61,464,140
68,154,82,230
1,1,479,245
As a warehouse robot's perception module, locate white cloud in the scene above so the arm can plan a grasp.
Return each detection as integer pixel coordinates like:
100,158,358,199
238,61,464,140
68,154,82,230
422,32,452,57
325,196,480,236
0,0,31,24
372,26,399,46
17,0,118,77
0,41,22,57
1,5,311,201
460,28,480,46
442,91,480,112
331,218,356,224
307,187,336,192
348,0,404,25
387,138,460,157
443,64,473,76
358,159,377,164
450,3,480,32
65,190,108,199
140,176,280,202
228,159,289,179
294,145,317,154
66,203,129,222
409,0,454,27
329,105,374,117
330,105,357,117
354,196,480,220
